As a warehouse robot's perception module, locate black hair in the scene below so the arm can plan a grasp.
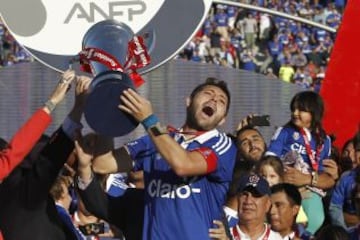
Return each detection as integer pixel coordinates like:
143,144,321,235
270,183,301,227
235,125,266,146
288,91,326,146
190,77,231,114
271,183,302,206
340,137,355,173
234,126,267,162
353,130,360,151
0,137,8,151
352,131,360,185
314,224,350,240
342,138,354,154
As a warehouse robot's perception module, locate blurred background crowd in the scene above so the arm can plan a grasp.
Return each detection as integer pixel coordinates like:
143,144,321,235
0,0,345,92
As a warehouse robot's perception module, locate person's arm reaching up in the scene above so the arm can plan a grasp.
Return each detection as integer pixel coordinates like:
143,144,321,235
119,89,210,177
0,70,75,181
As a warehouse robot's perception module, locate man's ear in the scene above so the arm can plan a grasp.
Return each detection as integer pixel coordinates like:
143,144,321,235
265,197,272,212
292,205,300,218
186,97,191,107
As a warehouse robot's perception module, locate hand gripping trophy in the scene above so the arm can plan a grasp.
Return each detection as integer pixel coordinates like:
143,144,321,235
76,19,152,137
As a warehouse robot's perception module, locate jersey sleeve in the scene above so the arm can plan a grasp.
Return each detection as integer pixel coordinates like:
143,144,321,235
0,109,51,180
330,171,351,207
125,134,156,171
318,135,332,172
266,127,288,157
196,133,236,182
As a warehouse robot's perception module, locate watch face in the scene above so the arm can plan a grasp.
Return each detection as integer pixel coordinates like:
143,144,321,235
150,125,167,136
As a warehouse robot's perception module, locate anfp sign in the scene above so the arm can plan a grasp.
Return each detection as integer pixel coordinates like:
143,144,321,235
0,0,212,73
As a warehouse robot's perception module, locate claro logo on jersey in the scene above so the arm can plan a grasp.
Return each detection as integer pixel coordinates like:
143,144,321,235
148,179,201,199
290,143,315,156
0,0,212,73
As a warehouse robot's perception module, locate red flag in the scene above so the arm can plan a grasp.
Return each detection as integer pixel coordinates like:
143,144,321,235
320,0,360,150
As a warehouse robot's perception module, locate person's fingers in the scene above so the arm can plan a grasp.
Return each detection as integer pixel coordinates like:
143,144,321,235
120,95,136,113
123,89,141,106
213,220,224,228
60,70,75,83
74,140,83,155
323,159,336,167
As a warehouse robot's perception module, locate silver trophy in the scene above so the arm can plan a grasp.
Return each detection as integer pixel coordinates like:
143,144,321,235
79,19,151,137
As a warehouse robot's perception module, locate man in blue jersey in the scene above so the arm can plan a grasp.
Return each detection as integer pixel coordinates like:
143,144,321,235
76,78,237,240
330,131,360,231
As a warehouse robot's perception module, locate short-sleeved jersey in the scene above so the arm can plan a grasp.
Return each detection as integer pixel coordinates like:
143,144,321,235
330,169,358,214
105,173,130,197
266,126,332,172
126,129,236,240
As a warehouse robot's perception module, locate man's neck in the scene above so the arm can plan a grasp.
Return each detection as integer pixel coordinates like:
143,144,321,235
179,125,209,140
239,222,266,239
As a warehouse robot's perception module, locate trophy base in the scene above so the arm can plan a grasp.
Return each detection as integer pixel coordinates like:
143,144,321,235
84,71,139,137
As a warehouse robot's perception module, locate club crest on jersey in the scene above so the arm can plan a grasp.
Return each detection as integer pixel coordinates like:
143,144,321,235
0,0,212,73
293,132,300,141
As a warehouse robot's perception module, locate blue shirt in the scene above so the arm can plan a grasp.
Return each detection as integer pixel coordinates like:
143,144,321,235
55,205,85,240
214,13,229,27
331,169,358,214
266,126,332,172
127,129,236,240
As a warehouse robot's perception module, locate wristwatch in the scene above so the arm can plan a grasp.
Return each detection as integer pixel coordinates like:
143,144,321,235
311,171,319,187
149,124,168,136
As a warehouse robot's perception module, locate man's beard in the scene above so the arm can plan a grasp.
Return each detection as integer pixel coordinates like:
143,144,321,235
186,106,206,131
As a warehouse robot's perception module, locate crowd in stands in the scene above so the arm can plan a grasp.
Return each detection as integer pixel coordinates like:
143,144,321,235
0,18,33,67
1,0,346,92
176,0,345,92
0,16,360,237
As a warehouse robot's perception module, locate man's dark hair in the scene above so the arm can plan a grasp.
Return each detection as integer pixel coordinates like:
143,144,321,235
271,183,301,206
235,125,265,145
353,130,360,151
0,137,8,151
190,77,231,114
314,224,350,240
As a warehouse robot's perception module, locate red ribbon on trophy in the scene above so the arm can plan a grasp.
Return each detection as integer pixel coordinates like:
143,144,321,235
78,35,150,88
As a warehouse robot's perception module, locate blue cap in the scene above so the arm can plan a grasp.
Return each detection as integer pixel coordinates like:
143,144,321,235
237,173,271,196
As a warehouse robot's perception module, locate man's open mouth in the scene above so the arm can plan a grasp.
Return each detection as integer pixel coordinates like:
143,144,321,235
202,106,214,117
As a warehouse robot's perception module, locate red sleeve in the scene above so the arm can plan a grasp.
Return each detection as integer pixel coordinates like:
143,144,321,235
191,147,218,173
0,109,52,180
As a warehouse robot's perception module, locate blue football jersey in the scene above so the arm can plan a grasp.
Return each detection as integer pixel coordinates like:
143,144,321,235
331,170,358,214
267,126,332,172
126,129,236,240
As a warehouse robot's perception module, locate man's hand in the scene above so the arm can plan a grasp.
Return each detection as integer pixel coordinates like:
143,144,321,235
118,88,153,122
75,133,95,182
323,159,339,180
74,75,91,109
209,220,229,240
48,69,76,105
283,167,311,186
69,75,91,123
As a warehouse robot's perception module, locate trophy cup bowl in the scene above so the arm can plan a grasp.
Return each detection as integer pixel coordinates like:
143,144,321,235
81,19,140,137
